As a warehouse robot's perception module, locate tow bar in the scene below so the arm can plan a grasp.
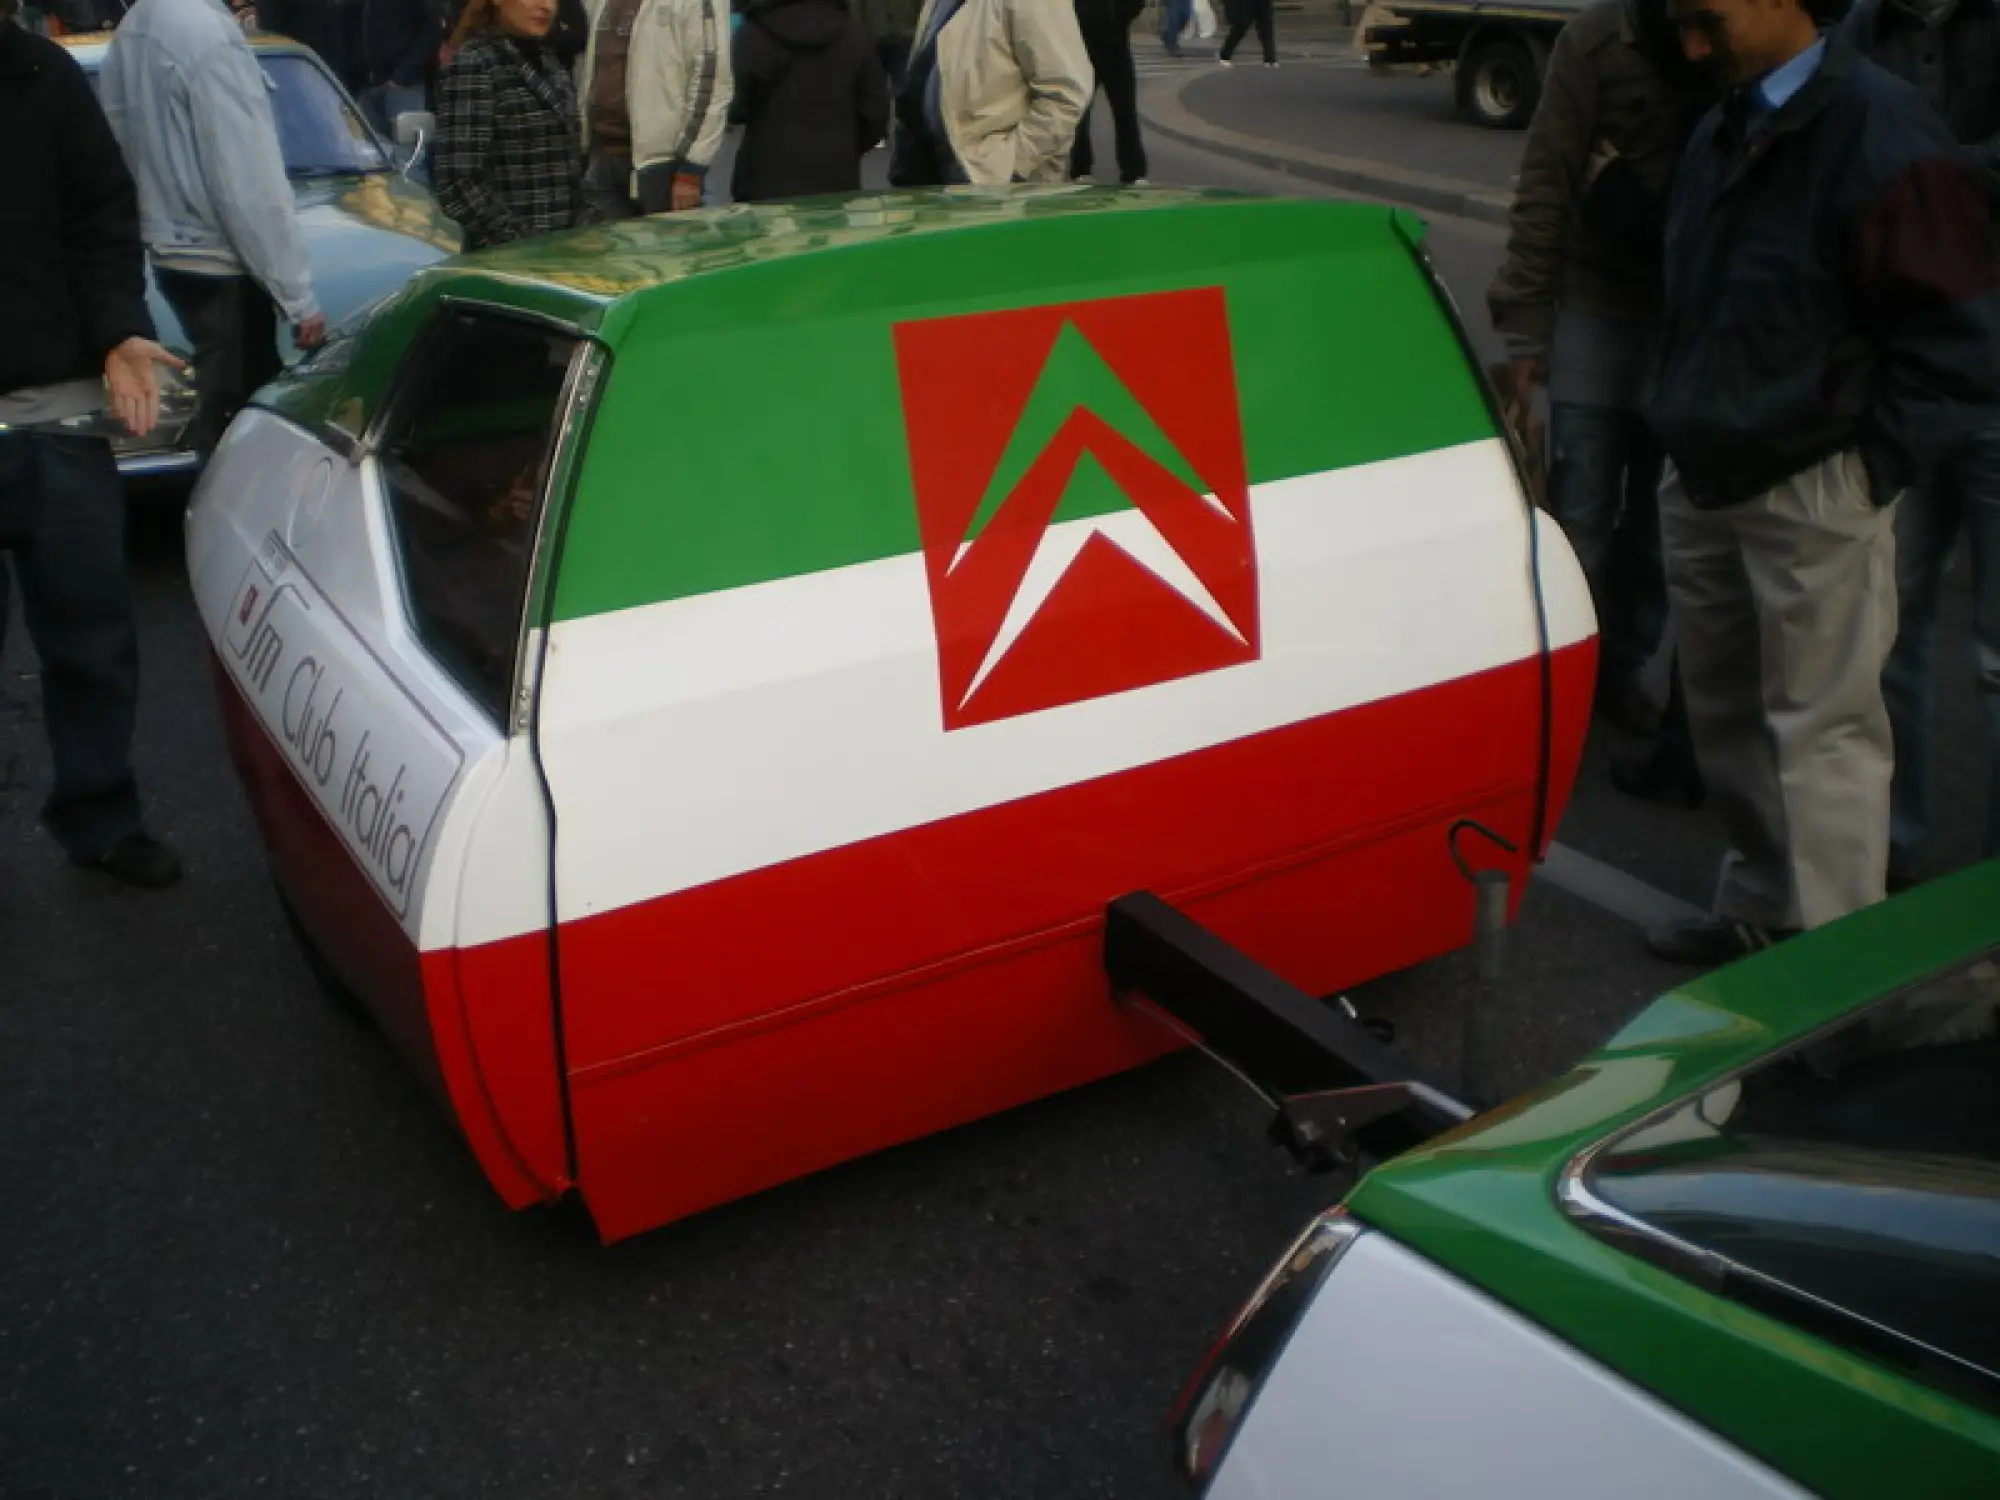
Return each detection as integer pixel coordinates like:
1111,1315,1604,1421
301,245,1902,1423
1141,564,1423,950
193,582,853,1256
1104,892,1475,1172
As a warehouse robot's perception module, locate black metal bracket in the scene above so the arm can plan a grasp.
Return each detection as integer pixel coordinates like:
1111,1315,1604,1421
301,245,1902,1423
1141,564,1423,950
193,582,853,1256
1104,892,1475,1168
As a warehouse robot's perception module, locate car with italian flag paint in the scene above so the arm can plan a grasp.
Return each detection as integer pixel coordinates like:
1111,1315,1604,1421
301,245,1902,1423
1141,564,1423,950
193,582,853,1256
185,186,1597,1243
1173,859,2000,1499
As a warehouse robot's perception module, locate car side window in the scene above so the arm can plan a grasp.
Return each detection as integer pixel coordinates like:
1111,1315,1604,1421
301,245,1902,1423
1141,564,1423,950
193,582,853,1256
1573,950,2000,1411
375,309,579,724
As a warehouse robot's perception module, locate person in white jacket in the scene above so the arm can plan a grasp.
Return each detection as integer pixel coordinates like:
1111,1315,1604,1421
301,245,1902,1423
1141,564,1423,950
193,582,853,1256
892,0,1091,186
577,0,734,217
100,0,323,458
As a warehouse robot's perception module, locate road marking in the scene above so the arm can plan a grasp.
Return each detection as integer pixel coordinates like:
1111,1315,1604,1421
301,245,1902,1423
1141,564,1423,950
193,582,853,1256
1538,843,1706,931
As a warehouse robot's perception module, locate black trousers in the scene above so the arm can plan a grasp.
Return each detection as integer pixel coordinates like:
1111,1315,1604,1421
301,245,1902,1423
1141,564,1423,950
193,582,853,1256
155,268,282,460
1219,0,1275,63
1071,27,1147,183
0,432,144,860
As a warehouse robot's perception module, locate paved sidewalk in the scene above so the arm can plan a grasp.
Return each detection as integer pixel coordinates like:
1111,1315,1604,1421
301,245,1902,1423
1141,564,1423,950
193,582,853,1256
1135,50,1523,224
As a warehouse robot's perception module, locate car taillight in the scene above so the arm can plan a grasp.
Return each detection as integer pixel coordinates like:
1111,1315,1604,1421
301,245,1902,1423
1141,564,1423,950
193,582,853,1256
1169,1210,1367,1490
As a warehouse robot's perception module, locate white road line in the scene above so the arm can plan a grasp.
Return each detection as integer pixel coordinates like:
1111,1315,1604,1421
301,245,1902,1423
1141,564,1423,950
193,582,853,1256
1538,843,1705,931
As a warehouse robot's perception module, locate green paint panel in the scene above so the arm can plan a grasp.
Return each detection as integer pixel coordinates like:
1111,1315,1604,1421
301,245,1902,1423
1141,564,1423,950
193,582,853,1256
1348,858,2000,1500
551,194,1494,624
967,320,1207,539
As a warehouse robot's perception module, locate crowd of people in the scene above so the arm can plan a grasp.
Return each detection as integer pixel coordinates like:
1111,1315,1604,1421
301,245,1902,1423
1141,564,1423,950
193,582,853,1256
1490,0,2000,964
1,0,1996,978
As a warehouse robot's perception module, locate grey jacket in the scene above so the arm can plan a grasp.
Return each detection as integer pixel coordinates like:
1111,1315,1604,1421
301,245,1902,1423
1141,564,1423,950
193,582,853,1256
1486,0,1699,352
99,0,318,322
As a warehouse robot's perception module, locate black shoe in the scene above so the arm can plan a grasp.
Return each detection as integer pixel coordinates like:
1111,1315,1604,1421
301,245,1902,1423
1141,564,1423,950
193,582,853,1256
1595,675,1661,737
1610,751,1705,810
1646,915,1794,967
76,832,184,889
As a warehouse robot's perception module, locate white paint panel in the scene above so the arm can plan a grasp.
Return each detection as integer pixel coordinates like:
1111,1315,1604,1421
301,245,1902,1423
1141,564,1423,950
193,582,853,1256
1209,1233,1809,1500
188,409,539,950
534,439,1594,931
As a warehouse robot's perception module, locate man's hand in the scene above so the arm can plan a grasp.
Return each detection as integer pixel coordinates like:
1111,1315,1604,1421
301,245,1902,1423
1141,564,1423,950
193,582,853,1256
1506,354,1547,406
670,173,702,212
293,314,328,351
103,338,187,440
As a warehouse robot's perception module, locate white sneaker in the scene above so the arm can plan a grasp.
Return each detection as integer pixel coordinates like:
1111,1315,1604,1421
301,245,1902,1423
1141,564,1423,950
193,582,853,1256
1073,174,1095,185
1263,59,1279,67
1217,57,1233,66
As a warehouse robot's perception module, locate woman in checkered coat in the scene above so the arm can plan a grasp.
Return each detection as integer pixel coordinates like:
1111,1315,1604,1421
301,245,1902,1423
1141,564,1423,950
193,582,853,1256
435,0,587,250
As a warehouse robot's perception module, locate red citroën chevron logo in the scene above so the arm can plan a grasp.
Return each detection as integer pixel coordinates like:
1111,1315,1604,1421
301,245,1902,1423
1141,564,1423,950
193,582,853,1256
894,288,1259,731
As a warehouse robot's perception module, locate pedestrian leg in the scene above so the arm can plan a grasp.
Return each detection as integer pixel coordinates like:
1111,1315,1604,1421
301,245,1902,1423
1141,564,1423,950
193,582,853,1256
1611,410,1670,682
1660,466,1794,930
154,270,281,460
11,434,145,863
1880,477,1956,885
583,151,640,222
1097,28,1147,181
1955,425,2000,862
1550,401,1653,727
1735,450,1898,928
1253,0,1275,62
1070,96,1096,179
1218,0,1251,60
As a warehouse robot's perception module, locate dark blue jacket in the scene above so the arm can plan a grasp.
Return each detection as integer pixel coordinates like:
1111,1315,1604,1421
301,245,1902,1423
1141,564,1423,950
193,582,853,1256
1646,34,2000,508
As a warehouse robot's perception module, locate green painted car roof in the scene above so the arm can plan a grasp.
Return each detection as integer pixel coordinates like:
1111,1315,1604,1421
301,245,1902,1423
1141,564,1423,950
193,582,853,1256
1348,857,2000,1499
434,186,1258,314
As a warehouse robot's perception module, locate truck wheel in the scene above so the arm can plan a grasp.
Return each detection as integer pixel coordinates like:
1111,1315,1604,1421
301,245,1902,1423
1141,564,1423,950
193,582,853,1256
1459,34,1542,130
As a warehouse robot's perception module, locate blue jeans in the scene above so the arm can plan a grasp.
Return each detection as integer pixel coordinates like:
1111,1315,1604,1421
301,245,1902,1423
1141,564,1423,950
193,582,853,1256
1882,423,2000,877
1161,0,1193,51
0,432,146,860
1548,402,1668,689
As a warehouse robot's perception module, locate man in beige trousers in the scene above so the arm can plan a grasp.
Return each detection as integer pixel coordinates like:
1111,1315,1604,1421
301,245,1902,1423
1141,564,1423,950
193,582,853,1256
1640,0,2000,965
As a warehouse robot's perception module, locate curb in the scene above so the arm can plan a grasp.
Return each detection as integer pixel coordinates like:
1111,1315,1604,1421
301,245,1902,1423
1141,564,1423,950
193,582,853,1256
1136,69,1514,226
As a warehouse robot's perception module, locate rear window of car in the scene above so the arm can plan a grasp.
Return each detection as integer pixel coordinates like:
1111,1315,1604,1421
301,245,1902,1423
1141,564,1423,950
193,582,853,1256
1570,951,2000,1412
374,308,581,724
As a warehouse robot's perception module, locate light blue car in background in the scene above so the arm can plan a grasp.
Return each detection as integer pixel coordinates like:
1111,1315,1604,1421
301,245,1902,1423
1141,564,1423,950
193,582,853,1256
64,32,456,481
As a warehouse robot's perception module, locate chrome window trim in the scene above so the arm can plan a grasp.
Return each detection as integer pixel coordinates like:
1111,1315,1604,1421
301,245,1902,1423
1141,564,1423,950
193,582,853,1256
509,341,606,735
1556,953,2000,1409
362,303,594,732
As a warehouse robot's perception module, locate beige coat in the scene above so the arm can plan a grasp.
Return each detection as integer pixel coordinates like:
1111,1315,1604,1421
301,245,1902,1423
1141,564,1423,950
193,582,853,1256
913,0,1092,184
579,0,735,178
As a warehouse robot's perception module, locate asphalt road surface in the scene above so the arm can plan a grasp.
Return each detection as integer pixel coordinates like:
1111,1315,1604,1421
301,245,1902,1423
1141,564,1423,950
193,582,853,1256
3,90,1991,1500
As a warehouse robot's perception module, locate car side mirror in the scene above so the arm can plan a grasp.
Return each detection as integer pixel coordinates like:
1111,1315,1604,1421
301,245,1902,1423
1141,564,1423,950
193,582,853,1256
391,110,435,181
393,110,435,151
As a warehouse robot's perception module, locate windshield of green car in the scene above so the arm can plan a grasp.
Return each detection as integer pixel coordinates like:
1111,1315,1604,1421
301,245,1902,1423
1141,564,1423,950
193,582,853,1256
1575,950,2000,1411
85,52,390,179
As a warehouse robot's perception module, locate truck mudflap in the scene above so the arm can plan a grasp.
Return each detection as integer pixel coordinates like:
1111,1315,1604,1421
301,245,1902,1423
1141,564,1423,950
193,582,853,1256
1104,892,1475,1171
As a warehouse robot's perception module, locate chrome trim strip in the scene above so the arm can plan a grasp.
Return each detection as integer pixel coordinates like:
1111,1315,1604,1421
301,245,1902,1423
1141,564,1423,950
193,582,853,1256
1556,968,2000,1405
117,451,203,480
510,341,606,735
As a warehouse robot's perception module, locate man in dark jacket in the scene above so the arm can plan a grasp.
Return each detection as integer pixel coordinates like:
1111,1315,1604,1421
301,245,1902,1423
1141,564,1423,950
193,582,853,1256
0,0,186,887
1845,0,2000,891
355,0,444,133
1489,0,1708,756
1068,0,1143,183
1640,0,2000,964
730,0,887,200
